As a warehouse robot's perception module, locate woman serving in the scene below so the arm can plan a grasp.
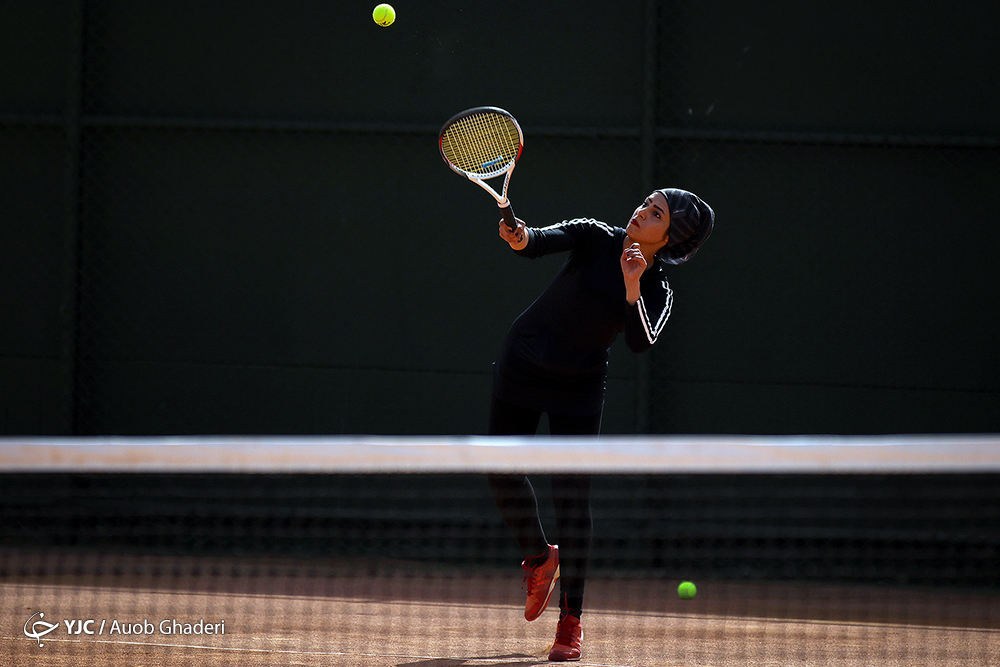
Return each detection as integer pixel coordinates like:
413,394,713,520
486,188,715,662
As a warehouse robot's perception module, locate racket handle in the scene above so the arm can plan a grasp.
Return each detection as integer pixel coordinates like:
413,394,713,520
499,202,517,232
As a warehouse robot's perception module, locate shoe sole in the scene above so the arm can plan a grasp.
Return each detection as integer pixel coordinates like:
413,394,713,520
548,643,582,662
547,654,581,662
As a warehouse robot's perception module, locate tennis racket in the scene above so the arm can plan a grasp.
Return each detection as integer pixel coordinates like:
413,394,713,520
439,106,524,231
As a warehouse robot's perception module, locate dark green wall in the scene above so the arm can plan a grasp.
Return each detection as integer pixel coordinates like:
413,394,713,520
2,2,998,435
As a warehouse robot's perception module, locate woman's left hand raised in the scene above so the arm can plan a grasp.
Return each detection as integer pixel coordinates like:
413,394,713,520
621,243,646,304
621,243,647,282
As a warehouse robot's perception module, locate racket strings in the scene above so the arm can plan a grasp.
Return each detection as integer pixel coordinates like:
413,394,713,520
441,112,520,177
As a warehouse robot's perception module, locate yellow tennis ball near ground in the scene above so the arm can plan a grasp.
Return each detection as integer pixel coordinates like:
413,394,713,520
678,581,697,599
372,3,395,26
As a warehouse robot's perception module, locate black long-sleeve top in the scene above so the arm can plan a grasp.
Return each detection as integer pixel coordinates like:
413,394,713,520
492,218,673,416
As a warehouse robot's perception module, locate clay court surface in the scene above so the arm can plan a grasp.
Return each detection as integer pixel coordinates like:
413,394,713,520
3,550,998,666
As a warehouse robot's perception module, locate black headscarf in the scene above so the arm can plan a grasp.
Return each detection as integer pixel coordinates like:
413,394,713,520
655,188,715,265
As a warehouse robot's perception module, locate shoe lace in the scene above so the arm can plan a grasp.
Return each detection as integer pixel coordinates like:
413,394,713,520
521,563,538,594
554,616,579,646
521,549,554,596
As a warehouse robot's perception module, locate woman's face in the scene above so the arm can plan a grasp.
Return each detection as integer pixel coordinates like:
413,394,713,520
626,191,671,244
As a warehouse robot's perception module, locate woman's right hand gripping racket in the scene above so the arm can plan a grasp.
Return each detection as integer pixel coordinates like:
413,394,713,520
439,106,523,232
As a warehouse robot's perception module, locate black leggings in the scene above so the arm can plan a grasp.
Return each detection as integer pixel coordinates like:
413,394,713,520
487,394,598,617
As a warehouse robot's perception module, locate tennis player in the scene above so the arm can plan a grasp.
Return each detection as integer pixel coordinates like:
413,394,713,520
487,188,714,661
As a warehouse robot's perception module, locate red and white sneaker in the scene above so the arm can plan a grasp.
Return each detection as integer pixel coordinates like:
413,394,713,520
522,544,559,622
548,612,582,662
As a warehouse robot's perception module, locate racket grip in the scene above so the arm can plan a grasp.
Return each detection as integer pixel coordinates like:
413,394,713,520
499,202,517,232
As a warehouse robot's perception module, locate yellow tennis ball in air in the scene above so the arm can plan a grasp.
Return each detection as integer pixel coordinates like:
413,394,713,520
678,581,697,600
372,3,395,27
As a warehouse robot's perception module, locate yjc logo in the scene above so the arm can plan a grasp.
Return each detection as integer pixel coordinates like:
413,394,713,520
23,612,59,647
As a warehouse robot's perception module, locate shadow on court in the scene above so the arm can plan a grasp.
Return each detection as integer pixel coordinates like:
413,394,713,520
395,655,544,667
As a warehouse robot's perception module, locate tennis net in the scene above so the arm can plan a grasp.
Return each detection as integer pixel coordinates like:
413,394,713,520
2,435,998,666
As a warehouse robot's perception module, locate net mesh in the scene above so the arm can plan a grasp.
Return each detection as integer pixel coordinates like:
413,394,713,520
2,437,999,666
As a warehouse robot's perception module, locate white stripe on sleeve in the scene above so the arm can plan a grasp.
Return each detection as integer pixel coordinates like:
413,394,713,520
636,283,673,345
